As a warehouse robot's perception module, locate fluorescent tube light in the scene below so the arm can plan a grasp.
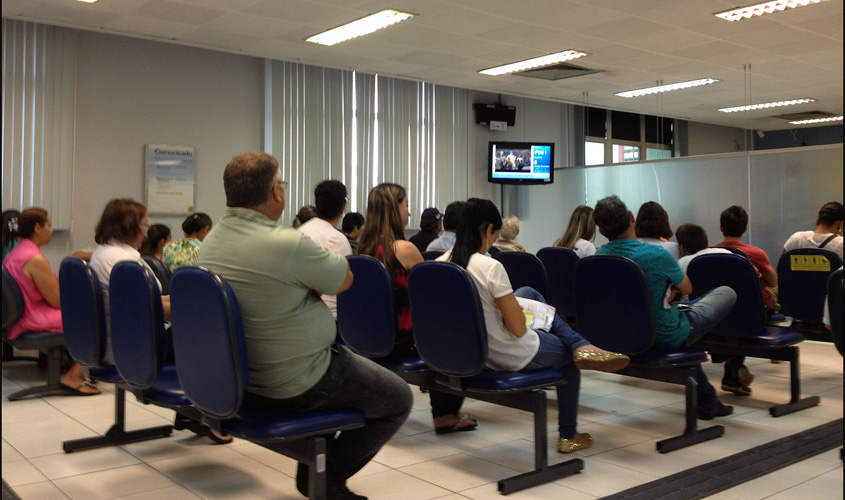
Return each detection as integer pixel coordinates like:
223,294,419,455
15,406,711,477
615,78,719,98
479,50,589,76
77,0,99,3
789,116,843,124
714,0,829,21
306,9,414,46
718,98,815,113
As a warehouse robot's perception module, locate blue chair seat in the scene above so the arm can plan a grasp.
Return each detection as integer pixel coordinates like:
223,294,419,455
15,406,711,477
629,348,708,367
220,407,365,441
141,364,194,407
87,364,123,384
437,368,564,393
376,354,428,373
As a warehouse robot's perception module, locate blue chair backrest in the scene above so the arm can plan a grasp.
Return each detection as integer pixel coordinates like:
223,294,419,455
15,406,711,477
828,267,843,355
59,257,107,366
408,261,487,377
687,253,766,336
421,250,444,261
170,267,248,420
142,255,172,296
2,266,24,331
110,261,166,389
536,247,578,317
777,249,843,323
492,251,549,300
337,255,397,357
574,255,656,354
718,246,749,259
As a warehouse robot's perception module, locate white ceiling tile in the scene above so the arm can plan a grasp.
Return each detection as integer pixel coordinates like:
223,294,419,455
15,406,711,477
135,0,228,26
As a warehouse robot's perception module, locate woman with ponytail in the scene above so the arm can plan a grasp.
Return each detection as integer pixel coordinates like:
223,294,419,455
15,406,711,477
440,198,630,453
162,212,213,272
357,184,477,434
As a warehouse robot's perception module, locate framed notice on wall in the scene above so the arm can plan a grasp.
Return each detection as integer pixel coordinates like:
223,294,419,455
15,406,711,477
145,144,196,215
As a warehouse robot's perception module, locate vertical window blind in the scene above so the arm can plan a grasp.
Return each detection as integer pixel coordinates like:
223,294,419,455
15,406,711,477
2,19,76,229
269,60,470,228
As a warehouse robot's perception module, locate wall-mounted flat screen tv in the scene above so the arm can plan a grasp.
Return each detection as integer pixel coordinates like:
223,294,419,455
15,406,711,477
488,141,554,185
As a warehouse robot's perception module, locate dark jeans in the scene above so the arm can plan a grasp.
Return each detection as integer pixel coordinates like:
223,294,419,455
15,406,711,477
245,345,413,489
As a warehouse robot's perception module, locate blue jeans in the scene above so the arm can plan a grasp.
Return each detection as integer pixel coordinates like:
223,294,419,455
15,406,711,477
515,287,587,439
681,286,738,409
244,345,413,491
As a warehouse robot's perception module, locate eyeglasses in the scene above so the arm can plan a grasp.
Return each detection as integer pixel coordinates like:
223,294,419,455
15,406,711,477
276,180,288,190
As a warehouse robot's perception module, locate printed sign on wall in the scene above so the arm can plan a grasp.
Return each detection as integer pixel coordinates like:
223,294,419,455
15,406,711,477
145,144,195,214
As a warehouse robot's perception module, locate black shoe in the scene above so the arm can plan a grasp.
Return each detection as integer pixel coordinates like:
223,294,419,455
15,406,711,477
327,486,368,500
295,463,309,497
698,400,734,420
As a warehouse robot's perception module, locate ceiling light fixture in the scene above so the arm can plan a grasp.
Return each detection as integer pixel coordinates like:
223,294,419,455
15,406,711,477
479,50,589,76
615,78,720,98
789,116,843,124
714,0,829,22
306,9,414,46
76,0,99,3
718,98,815,113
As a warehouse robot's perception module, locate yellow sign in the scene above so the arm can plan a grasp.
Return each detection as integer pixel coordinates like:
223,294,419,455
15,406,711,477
790,255,831,271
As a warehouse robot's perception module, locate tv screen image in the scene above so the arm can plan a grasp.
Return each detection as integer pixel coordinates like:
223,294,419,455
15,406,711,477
488,142,554,185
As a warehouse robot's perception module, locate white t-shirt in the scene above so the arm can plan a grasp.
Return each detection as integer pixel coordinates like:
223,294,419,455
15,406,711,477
298,217,352,318
639,238,680,260
437,250,539,371
573,238,596,259
89,241,161,365
678,247,733,274
783,230,843,260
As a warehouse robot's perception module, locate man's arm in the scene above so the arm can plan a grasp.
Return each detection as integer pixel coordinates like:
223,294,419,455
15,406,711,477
760,267,778,288
332,263,354,295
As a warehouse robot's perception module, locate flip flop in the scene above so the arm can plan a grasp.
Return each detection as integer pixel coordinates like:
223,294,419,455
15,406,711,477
63,380,101,396
435,414,478,434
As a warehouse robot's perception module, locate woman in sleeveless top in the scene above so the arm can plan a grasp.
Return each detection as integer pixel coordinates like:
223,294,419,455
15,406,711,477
357,184,477,434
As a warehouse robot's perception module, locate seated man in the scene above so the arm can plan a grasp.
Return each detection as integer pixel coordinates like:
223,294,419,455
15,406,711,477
783,201,843,260
594,195,737,420
676,223,731,274
198,151,412,500
342,212,365,253
408,207,441,253
426,201,464,253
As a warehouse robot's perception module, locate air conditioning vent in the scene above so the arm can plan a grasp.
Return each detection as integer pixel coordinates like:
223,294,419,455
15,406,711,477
514,63,602,81
771,111,838,121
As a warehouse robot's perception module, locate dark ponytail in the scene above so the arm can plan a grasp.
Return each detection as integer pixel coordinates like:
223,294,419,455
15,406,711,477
450,198,502,269
182,212,212,236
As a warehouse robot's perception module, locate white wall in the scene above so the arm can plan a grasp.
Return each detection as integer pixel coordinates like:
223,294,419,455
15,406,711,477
44,32,263,270
688,121,748,156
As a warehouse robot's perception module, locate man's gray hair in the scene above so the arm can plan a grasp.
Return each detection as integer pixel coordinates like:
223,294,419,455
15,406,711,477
500,216,520,240
593,195,630,240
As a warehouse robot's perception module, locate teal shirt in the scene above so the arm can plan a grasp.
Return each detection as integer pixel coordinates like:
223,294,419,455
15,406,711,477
197,207,348,399
596,239,690,350
163,237,203,272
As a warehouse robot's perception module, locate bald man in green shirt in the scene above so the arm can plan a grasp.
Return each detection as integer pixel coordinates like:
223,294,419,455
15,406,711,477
198,151,412,500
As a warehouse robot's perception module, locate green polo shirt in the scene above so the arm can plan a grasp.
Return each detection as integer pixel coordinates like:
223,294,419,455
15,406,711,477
197,207,347,399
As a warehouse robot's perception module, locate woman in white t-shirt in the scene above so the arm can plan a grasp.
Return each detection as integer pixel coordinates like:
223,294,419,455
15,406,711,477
782,201,843,260
439,198,629,454
553,205,597,258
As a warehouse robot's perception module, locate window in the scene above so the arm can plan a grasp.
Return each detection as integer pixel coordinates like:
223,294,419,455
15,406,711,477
582,106,674,165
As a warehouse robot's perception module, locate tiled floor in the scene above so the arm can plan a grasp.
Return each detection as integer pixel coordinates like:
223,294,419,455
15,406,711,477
3,342,842,500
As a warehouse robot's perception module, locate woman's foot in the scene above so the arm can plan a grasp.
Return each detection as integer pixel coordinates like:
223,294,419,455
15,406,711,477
558,432,592,453
60,372,100,395
573,346,630,373
434,413,478,434
174,416,233,444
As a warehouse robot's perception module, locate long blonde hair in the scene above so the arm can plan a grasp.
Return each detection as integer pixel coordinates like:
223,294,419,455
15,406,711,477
356,183,407,271
554,205,595,249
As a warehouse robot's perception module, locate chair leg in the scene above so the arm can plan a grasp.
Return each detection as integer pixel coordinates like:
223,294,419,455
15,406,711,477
769,347,820,417
656,374,724,453
63,386,172,452
6,346,72,401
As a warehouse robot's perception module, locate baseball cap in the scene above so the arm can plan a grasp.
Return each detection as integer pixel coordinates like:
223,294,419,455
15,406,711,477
421,207,442,222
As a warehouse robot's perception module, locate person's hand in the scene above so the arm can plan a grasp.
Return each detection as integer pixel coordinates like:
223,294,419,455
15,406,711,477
667,287,681,304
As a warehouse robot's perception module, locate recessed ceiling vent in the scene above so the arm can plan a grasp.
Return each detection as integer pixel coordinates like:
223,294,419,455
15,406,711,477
514,62,602,81
772,111,838,121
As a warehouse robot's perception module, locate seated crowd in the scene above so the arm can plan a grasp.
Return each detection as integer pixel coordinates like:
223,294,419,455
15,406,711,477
3,149,842,500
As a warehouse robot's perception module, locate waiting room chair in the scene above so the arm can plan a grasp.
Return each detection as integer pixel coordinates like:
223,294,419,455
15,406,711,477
574,255,725,453
2,266,70,401
777,249,842,342
337,255,429,385
828,267,843,356
59,257,173,453
109,262,202,423
141,255,172,295
536,247,579,320
493,251,550,301
717,246,749,259
170,267,366,500
421,250,444,261
407,261,583,494
687,253,819,417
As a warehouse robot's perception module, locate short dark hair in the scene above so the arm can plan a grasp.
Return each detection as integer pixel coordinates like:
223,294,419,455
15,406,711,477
720,205,748,237
342,212,365,233
635,201,673,239
675,223,709,255
16,208,49,239
593,195,630,240
817,201,844,226
181,212,212,235
442,201,465,231
223,151,279,208
314,180,348,220
95,198,147,245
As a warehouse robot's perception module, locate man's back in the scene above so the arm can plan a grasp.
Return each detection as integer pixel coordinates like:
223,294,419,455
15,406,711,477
197,207,347,400
596,239,690,349
409,229,438,254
